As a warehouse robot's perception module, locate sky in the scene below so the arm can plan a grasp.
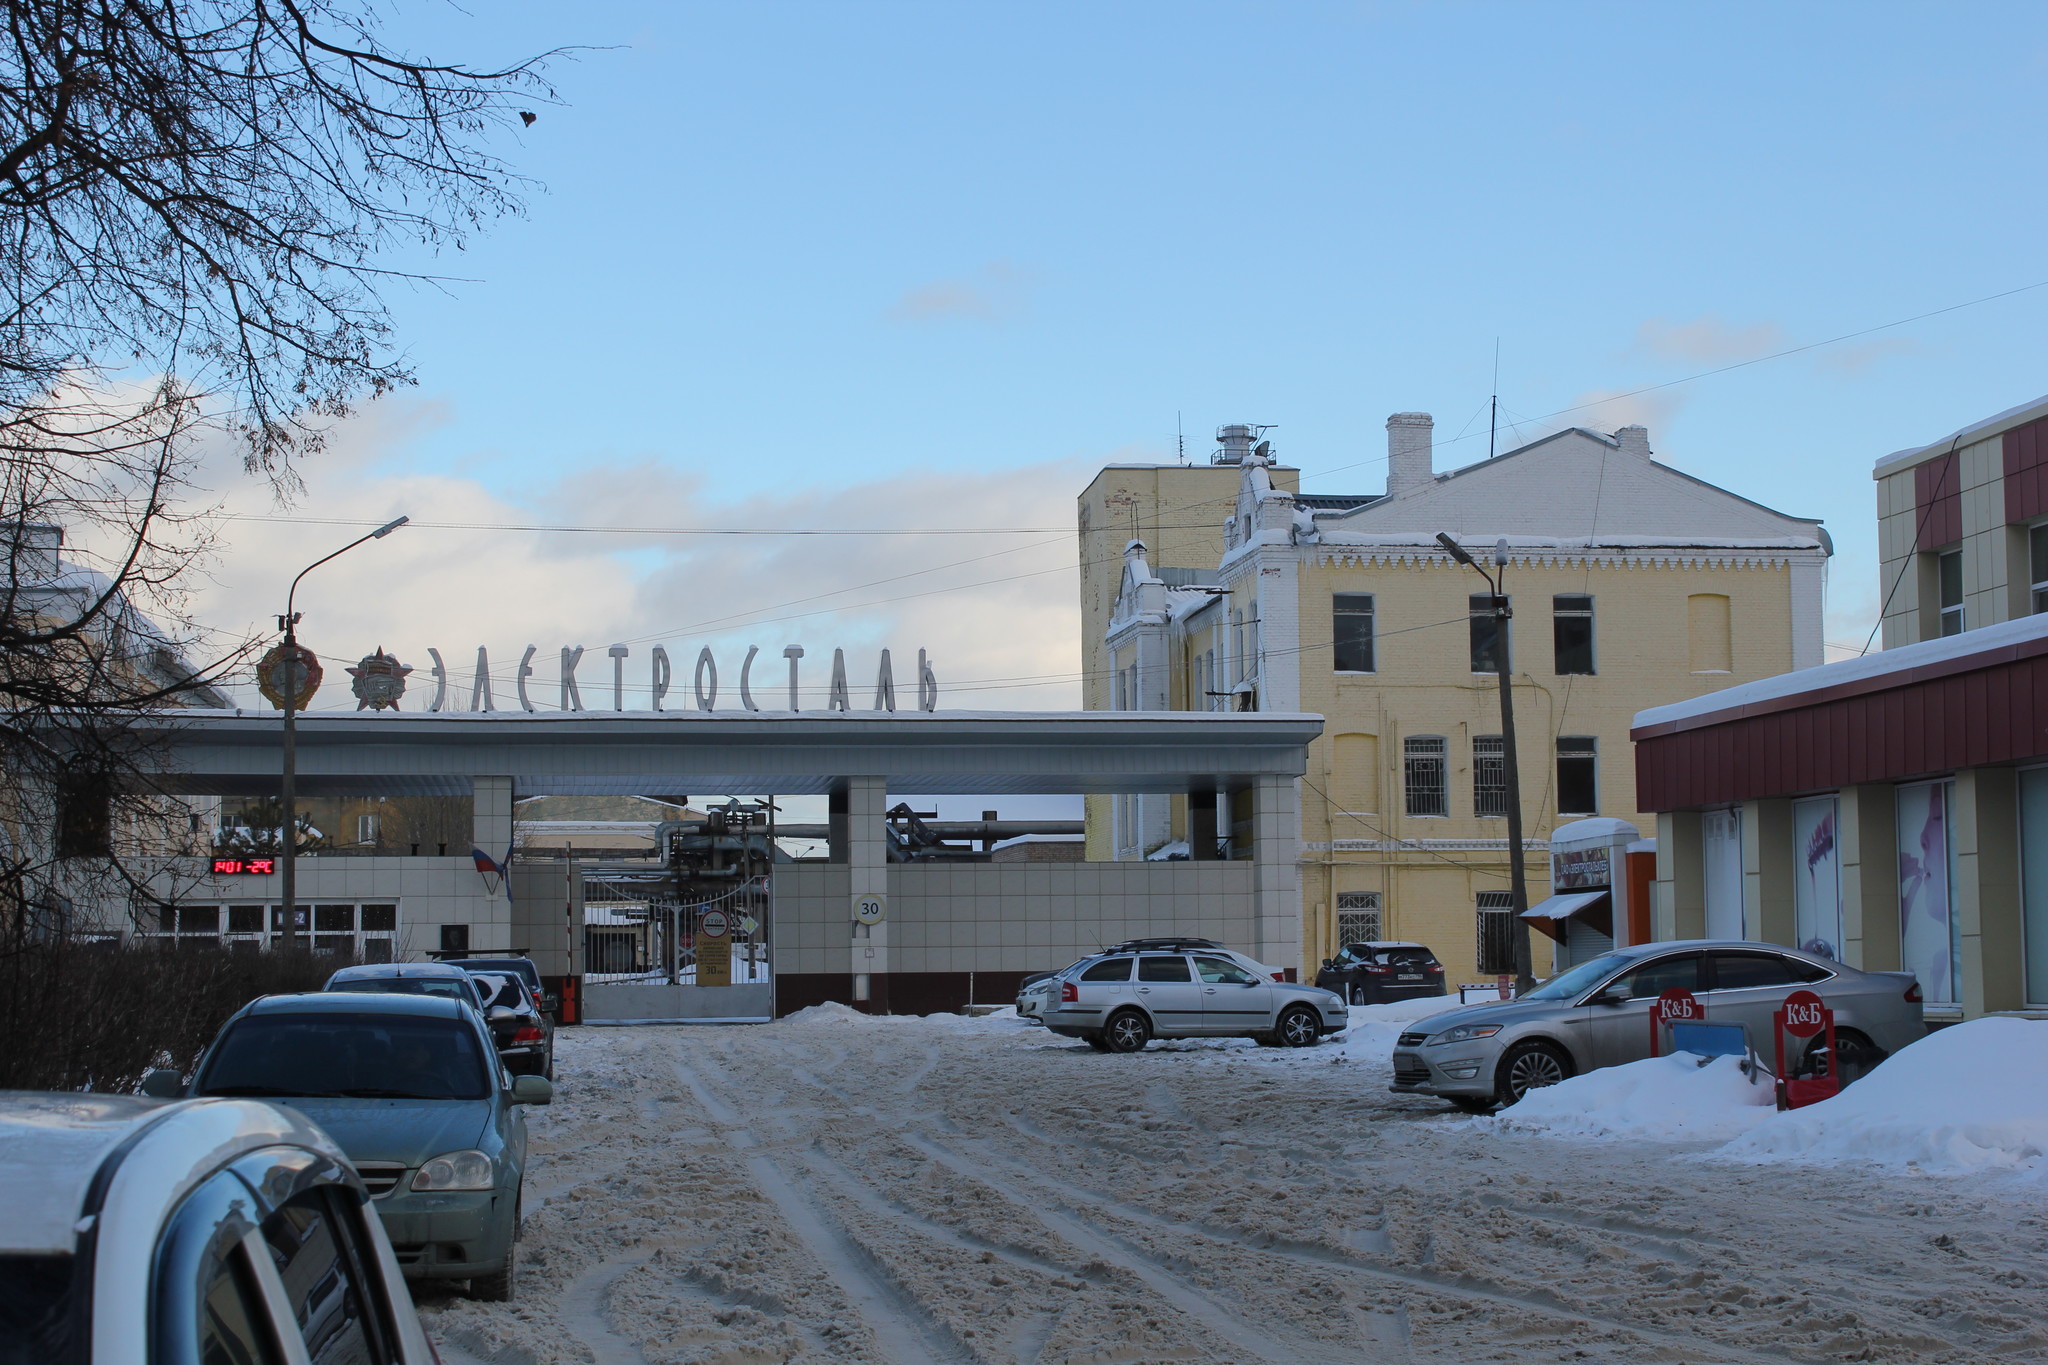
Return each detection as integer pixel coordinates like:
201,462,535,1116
175,0,2048,787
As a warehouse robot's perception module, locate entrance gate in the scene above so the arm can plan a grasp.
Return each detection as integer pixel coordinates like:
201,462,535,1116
580,868,775,1023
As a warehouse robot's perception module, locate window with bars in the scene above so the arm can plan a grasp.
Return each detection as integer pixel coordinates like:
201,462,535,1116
1557,736,1599,815
1469,594,1509,674
1472,735,1507,817
1336,892,1382,945
1332,594,1375,672
1553,594,1595,674
1404,736,1448,817
1477,892,1519,974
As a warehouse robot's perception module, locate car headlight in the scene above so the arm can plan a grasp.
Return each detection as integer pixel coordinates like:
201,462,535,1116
1425,1024,1503,1047
410,1149,495,1191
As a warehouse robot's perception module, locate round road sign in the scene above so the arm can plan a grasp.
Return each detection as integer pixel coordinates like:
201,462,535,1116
1781,989,1828,1037
700,910,730,939
853,893,886,926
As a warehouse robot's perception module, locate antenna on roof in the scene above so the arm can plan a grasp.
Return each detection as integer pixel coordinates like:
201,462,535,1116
1176,411,1186,465
1490,338,1501,463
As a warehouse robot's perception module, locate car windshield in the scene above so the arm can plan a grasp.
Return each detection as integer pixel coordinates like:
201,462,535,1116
0,1254,75,1363
195,1012,491,1101
1519,953,1633,1002
471,975,526,1009
329,977,475,1003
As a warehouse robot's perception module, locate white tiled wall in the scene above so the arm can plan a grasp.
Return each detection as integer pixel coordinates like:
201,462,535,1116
773,860,1258,976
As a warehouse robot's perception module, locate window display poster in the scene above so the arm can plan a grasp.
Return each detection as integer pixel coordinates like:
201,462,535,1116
1702,808,1744,941
1896,781,1957,1005
1792,795,1842,960
2018,768,2048,1006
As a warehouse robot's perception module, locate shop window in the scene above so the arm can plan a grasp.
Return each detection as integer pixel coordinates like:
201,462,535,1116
1938,549,1964,636
1687,594,1732,673
1792,795,1842,960
1702,809,1745,940
2020,768,2048,1006
1332,593,1375,672
1472,735,1507,817
1552,595,1595,675
1468,594,1509,674
1476,891,1517,974
1403,737,1447,817
1556,737,1598,815
1335,891,1382,945
2033,525,2048,616
1896,780,1960,1006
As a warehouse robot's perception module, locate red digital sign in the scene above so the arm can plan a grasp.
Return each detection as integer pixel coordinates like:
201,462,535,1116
212,857,276,876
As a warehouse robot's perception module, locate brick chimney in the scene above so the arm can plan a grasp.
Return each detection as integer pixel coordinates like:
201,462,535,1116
1614,425,1652,459
1386,413,1434,496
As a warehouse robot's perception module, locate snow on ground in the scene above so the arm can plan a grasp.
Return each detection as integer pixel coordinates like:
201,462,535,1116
1722,1017,2048,1180
1491,1053,1776,1143
419,1009,2048,1365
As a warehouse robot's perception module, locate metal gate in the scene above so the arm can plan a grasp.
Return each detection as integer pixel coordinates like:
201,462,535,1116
579,800,778,1023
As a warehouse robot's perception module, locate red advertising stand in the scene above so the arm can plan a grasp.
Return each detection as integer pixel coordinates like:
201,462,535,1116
1648,987,1703,1057
1774,989,1837,1110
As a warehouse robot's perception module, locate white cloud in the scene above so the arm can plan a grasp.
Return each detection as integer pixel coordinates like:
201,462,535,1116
887,261,1036,324
186,398,1090,716
1634,314,1788,364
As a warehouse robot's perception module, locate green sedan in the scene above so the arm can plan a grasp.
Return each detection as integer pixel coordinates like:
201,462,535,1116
166,991,551,1300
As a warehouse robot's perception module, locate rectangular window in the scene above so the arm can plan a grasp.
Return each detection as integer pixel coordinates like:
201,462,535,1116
1476,891,1518,974
1469,594,1509,674
1791,795,1842,960
1702,808,1745,939
1552,595,1594,674
1404,736,1448,817
1556,736,1598,815
2020,768,2048,1005
355,813,379,845
1335,891,1382,945
1897,780,1960,1005
1939,548,1964,636
1332,594,1375,672
1472,735,1507,817
2032,525,2048,615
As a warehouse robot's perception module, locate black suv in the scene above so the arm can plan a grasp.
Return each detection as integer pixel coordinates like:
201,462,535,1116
1316,941,1446,1004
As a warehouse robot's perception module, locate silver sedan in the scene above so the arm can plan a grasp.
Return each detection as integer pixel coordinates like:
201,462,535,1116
1040,949,1349,1051
1390,939,1925,1112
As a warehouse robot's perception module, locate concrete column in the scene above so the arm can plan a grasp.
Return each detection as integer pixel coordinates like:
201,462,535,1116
1742,799,1795,947
1252,775,1303,977
1188,790,1219,861
1954,768,2023,1016
1838,784,1900,972
841,776,889,1011
472,776,514,859
1656,810,1704,941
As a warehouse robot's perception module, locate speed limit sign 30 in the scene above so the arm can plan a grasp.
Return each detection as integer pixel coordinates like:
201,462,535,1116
853,893,886,925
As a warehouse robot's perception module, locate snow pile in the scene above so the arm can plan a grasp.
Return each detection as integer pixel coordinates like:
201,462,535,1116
1719,1017,2048,1179
1342,996,1465,1047
776,1001,877,1026
1492,1053,1774,1142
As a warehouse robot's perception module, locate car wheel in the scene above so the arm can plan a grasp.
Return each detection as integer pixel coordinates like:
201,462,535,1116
1447,1095,1495,1115
1102,1009,1151,1053
469,1244,516,1302
1276,1005,1322,1048
1800,1029,1885,1087
1084,1032,1111,1052
1493,1041,1572,1107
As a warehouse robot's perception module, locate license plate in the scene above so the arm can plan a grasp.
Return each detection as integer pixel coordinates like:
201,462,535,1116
1398,974,1422,981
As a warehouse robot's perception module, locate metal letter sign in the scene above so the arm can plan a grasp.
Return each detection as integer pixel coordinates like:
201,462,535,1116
853,893,886,926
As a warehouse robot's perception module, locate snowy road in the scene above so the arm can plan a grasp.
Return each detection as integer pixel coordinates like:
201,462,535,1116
420,1011,2048,1364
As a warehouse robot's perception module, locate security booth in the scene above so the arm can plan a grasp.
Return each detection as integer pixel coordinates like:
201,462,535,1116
1522,818,1645,970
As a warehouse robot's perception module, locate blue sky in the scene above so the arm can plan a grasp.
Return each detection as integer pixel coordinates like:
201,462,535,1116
203,0,2048,721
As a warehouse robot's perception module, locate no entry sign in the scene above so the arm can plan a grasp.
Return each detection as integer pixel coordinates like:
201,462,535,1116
700,909,730,939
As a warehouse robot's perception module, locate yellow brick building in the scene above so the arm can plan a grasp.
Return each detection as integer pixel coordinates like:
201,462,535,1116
1078,417,1829,982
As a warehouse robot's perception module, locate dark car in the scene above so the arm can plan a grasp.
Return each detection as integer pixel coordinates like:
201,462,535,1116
1316,941,1447,1004
469,971,553,1079
154,993,551,1301
453,956,553,1017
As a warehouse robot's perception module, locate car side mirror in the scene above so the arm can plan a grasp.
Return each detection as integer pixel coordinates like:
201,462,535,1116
1593,987,1630,1007
509,1075,553,1106
487,1005,517,1025
140,1068,184,1099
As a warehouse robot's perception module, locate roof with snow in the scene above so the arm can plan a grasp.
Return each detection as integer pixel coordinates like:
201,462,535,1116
1874,392,2048,477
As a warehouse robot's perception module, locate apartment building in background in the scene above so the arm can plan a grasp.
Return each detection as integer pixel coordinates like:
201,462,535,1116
1080,418,1830,982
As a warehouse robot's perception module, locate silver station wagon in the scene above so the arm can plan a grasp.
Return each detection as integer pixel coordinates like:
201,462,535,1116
1040,949,1349,1051
1391,939,1925,1111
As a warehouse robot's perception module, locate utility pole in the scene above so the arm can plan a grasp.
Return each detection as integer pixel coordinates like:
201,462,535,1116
1436,532,1535,993
275,516,409,947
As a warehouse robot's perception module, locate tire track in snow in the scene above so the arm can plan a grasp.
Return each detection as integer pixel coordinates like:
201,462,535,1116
667,1050,972,1365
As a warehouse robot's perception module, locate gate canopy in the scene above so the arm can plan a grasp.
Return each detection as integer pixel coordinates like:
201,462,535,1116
130,708,1324,797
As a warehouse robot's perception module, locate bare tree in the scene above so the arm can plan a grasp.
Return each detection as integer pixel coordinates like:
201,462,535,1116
0,1,554,953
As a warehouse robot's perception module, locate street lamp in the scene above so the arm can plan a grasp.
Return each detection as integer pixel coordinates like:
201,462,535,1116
276,516,408,948
1435,532,1536,994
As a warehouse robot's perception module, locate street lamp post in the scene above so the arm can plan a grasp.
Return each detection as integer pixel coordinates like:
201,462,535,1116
276,517,409,948
1435,532,1536,994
